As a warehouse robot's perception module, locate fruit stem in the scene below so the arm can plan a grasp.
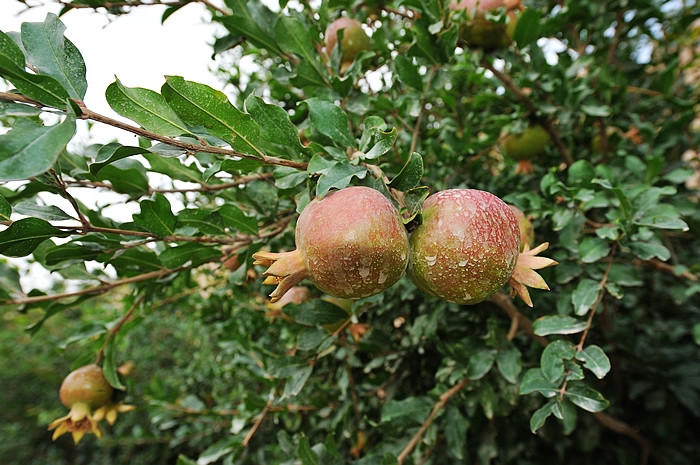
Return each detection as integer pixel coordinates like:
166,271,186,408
253,250,308,303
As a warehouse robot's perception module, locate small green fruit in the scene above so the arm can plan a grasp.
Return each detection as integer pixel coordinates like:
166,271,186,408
502,124,550,173
325,17,371,69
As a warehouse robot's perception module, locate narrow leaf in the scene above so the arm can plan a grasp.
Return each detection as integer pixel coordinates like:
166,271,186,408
467,349,497,380
89,143,152,175
564,382,610,413
0,117,76,181
133,194,177,237
571,278,602,316
245,94,308,155
530,401,555,433
0,55,71,109
0,195,12,222
513,8,542,47
541,340,576,383
303,98,355,149
102,335,126,390
519,368,559,398
533,315,587,336
218,204,258,235
0,30,25,68
316,162,367,198
13,201,74,221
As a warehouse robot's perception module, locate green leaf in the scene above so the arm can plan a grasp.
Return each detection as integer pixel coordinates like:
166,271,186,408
274,16,327,86
572,278,602,316
0,117,76,181
578,236,610,263
0,260,22,302
143,153,202,183
576,345,611,379
533,315,587,336
567,160,596,186
159,243,222,268
402,186,430,223
693,323,700,345
162,76,262,158
513,8,542,47
274,166,308,189
20,13,87,100
541,340,576,383
13,201,74,221
96,158,149,196
102,334,126,390
219,0,283,55
0,217,70,257
133,194,177,236
283,365,313,399
0,195,13,221
316,162,368,198
394,55,423,90
176,455,196,465
303,98,355,149
388,152,423,192
284,300,352,326
197,436,241,465
496,346,522,384
44,242,103,266
362,127,397,161
297,436,319,465
106,79,190,137
564,382,610,413
245,94,308,155
629,240,671,261
0,55,71,109
381,396,433,424
467,349,497,380
529,401,555,433
445,406,469,459
519,368,559,398
89,143,151,175
218,204,258,235
0,30,25,68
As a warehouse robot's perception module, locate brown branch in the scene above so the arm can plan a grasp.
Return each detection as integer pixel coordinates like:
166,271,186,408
0,92,308,171
397,379,470,464
480,59,574,166
242,387,277,447
58,0,229,16
96,294,145,365
576,246,616,351
607,10,625,65
409,65,439,155
488,291,548,346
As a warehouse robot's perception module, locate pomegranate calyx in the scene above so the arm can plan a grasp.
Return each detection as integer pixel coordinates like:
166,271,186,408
48,402,102,444
93,402,136,426
508,242,558,307
253,249,309,303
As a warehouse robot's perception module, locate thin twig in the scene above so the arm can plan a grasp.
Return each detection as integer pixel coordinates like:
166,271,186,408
96,294,145,365
480,59,574,166
397,379,470,464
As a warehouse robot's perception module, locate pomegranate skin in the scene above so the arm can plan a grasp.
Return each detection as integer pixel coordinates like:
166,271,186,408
297,187,409,298
59,364,113,409
408,189,520,304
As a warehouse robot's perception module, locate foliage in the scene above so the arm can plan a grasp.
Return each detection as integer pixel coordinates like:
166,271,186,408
1,0,700,464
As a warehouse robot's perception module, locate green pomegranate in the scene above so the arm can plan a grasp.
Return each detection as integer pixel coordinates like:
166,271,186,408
502,124,550,174
451,0,522,50
325,17,371,70
254,186,409,302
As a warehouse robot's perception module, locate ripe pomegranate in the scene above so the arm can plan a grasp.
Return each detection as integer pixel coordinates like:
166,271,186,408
325,17,371,70
501,124,550,174
409,189,556,306
253,186,409,302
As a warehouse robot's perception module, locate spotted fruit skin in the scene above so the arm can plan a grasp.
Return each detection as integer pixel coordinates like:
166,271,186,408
325,17,371,66
409,189,520,304
297,186,409,299
59,364,113,409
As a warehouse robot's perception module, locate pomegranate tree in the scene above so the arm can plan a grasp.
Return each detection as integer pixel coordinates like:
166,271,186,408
409,189,556,306
48,364,134,443
253,186,409,302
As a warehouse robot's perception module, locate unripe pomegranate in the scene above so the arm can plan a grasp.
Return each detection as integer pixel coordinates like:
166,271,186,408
253,186,409,302
325,17,371,70
49,364,135,443
48,364,112,443
508,204,535,251
409,189,556,306
451,0,521,50
501,124,550,174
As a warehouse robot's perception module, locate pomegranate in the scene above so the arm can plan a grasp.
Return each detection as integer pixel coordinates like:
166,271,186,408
253,186,409,302
408,189,556,306
501,124,550,174
325,17,371,70
451,0,521,50
508,204,535,251
49,364,134,443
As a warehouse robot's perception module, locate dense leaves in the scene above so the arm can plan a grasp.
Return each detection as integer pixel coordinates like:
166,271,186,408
1,0,699,464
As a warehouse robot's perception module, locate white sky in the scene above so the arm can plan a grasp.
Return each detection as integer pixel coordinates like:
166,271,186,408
0,0,225,143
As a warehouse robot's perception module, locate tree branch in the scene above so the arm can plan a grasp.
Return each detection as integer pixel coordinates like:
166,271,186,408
397,379,470,464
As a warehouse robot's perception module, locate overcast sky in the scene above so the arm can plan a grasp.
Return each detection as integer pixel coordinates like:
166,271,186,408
1,0,224,142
